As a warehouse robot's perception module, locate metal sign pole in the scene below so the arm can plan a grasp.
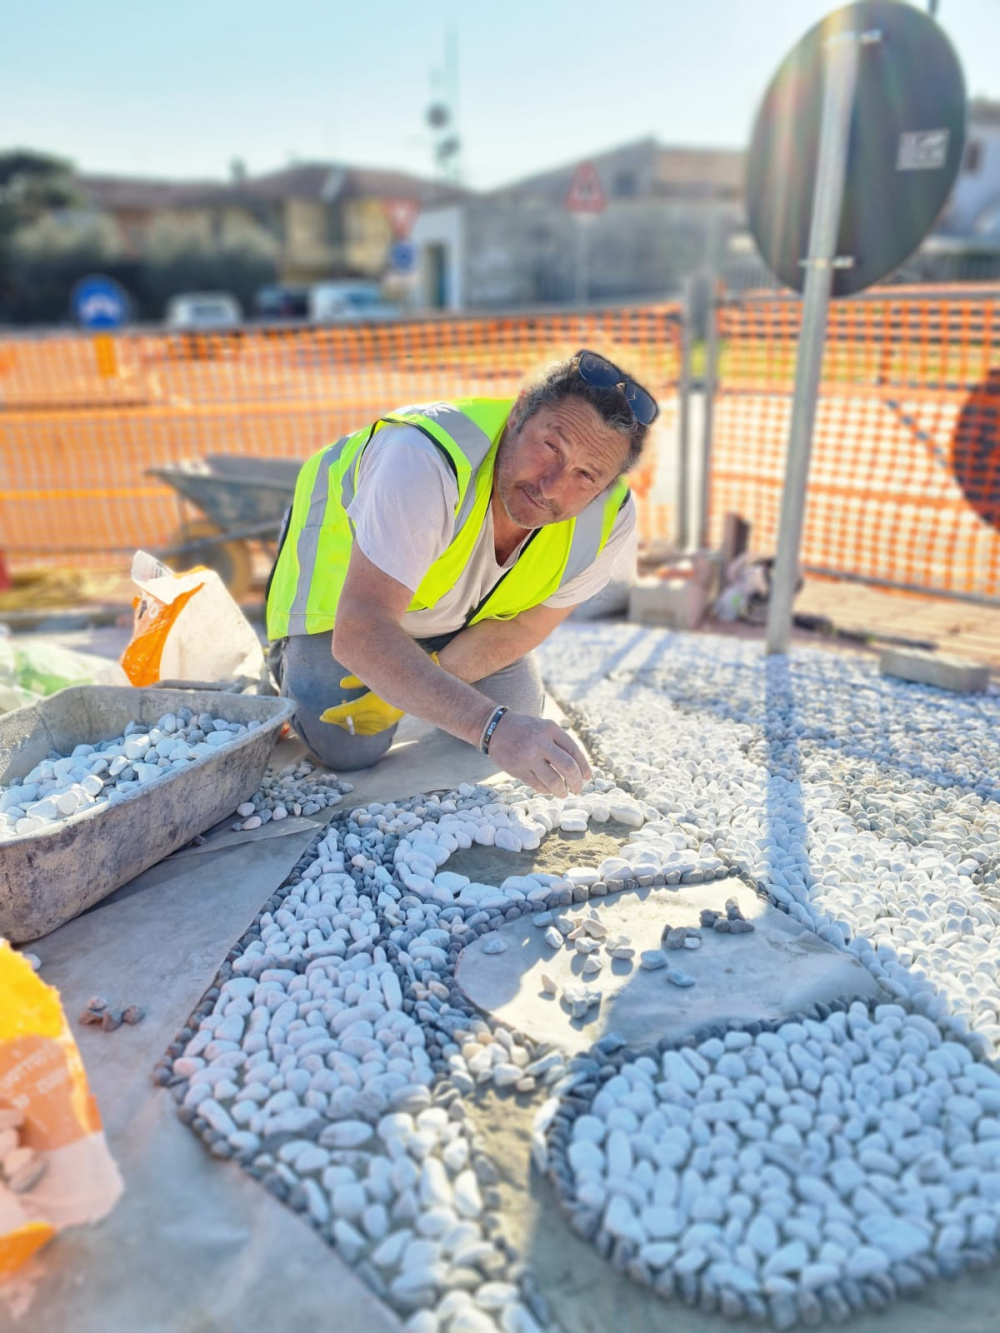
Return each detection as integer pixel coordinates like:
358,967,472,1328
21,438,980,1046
765,29,863,654
574,217,591,305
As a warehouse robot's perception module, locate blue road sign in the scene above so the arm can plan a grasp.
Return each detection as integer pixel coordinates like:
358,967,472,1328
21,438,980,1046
390,241,417,275
71,275,131,330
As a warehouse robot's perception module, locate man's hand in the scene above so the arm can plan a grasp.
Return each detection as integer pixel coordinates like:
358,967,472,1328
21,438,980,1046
320,675,404,736
485,711,592,796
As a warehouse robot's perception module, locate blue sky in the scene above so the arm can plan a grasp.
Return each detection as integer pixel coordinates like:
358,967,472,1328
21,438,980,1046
3,1,998,187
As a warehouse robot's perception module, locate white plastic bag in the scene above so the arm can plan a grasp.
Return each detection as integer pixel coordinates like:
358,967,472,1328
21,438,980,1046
120,551,266,689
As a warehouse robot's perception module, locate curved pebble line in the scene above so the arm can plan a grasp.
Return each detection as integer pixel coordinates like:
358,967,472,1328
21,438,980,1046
541,1001,1000,1328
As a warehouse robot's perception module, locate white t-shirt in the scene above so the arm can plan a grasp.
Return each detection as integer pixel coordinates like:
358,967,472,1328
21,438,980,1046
345,424,637,638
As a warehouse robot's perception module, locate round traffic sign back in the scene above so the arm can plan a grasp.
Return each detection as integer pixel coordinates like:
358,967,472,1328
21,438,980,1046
746,1,966,296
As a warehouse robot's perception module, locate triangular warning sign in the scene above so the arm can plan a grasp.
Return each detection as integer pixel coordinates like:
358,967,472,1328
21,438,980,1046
565,162,607,214
382,197,420,239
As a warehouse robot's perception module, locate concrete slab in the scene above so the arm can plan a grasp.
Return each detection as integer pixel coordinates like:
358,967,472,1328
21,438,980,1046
455,879,883,1053
335,715,506,805
879,646,991,693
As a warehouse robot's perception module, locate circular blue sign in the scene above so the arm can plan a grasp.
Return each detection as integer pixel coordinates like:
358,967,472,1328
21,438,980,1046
390,241,417,275
71,275,131,330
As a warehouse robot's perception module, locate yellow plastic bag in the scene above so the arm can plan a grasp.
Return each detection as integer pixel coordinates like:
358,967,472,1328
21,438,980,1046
0,944,122,1280
120,550,267,689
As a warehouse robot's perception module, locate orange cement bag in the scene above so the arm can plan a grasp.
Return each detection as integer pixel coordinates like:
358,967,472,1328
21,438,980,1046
121,550,267,689
0,943,122,1280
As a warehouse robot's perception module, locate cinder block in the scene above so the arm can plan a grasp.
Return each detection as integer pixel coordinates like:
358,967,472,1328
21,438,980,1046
628,574,707,630
879,648,990,693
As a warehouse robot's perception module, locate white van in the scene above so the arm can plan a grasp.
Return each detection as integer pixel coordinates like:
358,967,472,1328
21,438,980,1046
309,282,399,324
165,292,243,329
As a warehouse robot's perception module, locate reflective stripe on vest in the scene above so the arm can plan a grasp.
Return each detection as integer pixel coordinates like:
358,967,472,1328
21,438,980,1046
265,397,629,640
287,435,350,635
366,406,495,537
561,490,615,585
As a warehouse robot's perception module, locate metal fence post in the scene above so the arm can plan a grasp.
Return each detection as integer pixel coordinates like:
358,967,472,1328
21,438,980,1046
698,280,720,550
676,281,692,550
765,29,862,655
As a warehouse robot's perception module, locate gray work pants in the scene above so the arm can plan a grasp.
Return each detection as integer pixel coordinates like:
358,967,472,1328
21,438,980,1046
270,631,543,770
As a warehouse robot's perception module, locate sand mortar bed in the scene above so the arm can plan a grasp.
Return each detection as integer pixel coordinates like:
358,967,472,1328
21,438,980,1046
157,625,1000,1331
454,878,881,1053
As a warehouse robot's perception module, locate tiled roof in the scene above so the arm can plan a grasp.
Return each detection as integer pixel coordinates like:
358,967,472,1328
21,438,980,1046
78,162,468,212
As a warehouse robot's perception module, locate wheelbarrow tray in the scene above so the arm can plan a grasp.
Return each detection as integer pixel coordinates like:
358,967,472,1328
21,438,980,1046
149,454,301,531
0,686,296,944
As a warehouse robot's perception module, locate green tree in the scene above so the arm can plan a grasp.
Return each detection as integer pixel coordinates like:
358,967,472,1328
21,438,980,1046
140,217,280,319
0,150,80,315
7,212,129,325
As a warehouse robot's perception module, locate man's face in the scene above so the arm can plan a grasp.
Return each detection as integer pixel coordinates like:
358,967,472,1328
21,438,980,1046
494,396,631,530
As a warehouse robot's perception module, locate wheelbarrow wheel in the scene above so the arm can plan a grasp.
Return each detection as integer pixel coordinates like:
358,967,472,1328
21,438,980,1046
166,519,253,602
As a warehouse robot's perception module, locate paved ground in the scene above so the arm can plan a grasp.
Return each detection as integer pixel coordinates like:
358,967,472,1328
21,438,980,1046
688,575,1000,674
790,578,1000,669
3,593,1000,1330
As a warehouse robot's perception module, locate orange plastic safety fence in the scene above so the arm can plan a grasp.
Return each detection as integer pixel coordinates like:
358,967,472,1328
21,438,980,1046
708,287,1000,600
0,307,683,574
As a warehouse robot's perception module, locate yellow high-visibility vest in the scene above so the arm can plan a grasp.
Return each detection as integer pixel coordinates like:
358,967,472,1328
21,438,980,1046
266,397,629,641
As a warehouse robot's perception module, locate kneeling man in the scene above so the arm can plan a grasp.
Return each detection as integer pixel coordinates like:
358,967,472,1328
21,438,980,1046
266,350,657,797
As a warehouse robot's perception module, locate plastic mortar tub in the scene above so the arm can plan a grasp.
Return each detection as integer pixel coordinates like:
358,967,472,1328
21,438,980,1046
0,686,296,944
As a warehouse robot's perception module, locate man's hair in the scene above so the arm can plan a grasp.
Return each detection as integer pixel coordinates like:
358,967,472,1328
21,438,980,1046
509,351,651,471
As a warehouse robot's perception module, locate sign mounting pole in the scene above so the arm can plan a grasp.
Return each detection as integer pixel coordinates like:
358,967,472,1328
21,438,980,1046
575,218,591,305
765,29,865,655
565,162,606,306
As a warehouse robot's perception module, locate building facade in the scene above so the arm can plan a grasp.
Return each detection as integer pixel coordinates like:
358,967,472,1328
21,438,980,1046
409,139,744,311
77,164,462,286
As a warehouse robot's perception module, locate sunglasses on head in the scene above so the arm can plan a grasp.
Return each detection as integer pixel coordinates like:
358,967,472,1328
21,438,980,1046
575,349,659,426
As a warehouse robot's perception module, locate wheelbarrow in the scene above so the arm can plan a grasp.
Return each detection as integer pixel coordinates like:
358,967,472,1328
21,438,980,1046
148,454,301,600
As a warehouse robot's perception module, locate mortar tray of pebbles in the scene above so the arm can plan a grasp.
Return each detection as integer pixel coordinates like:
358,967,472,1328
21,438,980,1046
0,686,295,943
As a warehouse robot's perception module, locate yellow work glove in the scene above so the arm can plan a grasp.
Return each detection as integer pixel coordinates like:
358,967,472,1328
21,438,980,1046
319,655,439,737
320,676,404,736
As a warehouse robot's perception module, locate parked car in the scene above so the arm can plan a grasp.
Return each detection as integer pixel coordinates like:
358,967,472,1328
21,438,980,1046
252,284,310,322
309,281,399,324
163,292,243,360
165,292,243,329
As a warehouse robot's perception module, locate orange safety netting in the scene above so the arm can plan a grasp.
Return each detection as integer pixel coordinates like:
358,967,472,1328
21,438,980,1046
0,307,683,575
708,286,1000,600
